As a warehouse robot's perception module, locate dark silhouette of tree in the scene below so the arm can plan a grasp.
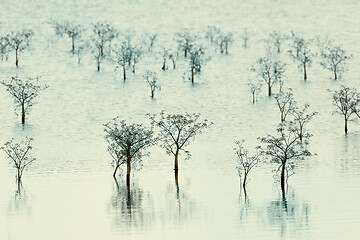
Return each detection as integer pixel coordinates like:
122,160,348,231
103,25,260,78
252,57,286,96
168,49,178,69
161,48,169,71
259,122,312,197
292,104,318,142
248,79,262,104
289,38,313,81
188,46,209,84
144,71,160,98
332,86,359,134
8,29,34,66
114,41,131,80
176,29,195,57
92,22,117,56
91,42,105,71
148,112,212,171
1,137,36,188
320,45,352,80
2,76,48,124
235,140,261,195
275,89,296,122
104,118,155,185
216,32,233,54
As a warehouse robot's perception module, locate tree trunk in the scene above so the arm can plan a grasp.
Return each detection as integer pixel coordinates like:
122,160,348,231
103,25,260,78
303,64,307,81
97,61,100,72
113,165,119,178
281,163,285,196
126,161,131,186
132,64,135,73
72,38,75,52
172,59,176,69
123,66,126,80
225,44,228,54
16,49,18,66
17,168,21,182
345,117,348,134
299,128,303,142
191,69,194,84
242,174,247,191
100,45,104,56
252,93,255,103
162,59,166,71
184,49,187,57
151,90,154,98
77,53,80,64
334,70,337,80
268,84,271,96
174,149,179,171
21,104,25,124
281,112,284,122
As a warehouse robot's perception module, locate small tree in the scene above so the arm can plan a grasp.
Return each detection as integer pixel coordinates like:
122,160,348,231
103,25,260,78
75,40,87,65
268,31,288,53
144,70,160,98
275,89,296,122
8,29,34,66
235,140,261,193
252,57,286,96
292,104,318,141
176,29,195,57
92,22,117,56
148,112,212,171
289,31,304,58
259,122,312,197
1,137,36,187
320,45,352,80
242,28,250,49
216,32,233,54
114,42,131,81
131,45,142,74
289,38,313,81
332,86,359,134
161,48,169,71
0,35,10,61
188,46,208,84
2,76,48,124
91,43,105,71
248,79,262,103
104,119,155,185
205,25,220,45
64,23,84,52
168,49,178,69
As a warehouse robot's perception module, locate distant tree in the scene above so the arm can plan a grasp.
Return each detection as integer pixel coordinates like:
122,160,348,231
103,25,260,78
259,122,312,197
143,33,157,52
114,41,131,80
1,137,36,188
235,140,261,194
248,79,262,103
252,57,286,96
289,31,304,58
216,32,233,54
92,22,117,56
104,118,155,185
65,23,84,52
292,104,318,141
2,76,48,124
148,112,212,171
289,38,313,81
0,35,10,61
161,48,169,71
91,42,105,71
205,25,220,45
188,46,209,84
268,31,288,53
131,45,142,73
8,29,34,66
320,45,352,80
75,40,87,64
242,28,250,49
168,49,178,69
275,89,296,122
176,29,195,57
332,86,359,134
144,70,160,98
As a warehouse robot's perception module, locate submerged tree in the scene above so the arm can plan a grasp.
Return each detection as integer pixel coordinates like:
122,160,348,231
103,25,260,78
92,22,117,56
2,76,48,124
332,86,359,134
143,33,157,52
144,70,160,98
252,57,286,96
205,25,220,45
268,31,288,53
75,40,87,64
242,28,250,49
176,29,195,57
292,104,318,141
91,42,105,71
161,48,169,71
259,122,312,197
289,38,313,81
248,79,262,103
188,46,208,84
114,41,131,81
1,137,36,188
104,119,155,185
320,45,352,80
131,45,143,73
235,140,261,194
216,32,233,54
148,112,212,171
274,89,296,122
8,29,34,66
0,35,10,61
168,49,178,69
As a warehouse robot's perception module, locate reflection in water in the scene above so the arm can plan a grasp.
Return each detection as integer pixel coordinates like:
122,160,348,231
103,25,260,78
267,189,310,238
7,187,33,217
109,179,154,231
238,191,252,222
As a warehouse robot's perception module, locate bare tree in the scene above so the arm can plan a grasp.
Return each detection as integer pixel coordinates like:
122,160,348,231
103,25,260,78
252,57,286,96
2,76,48,124
320,45,352,80
91,42,105,71
235,140,261,194
148,112,212,171
268,31,288,53
131,45,142,73
259,122,312,197
75,40,87,65
65,23,84,52
292,104,318,141
242,28,250,49
8,29,34,66
168,49,178,69
0,35,10,61
275,89,296,122
332,86,359,134
92,22,117,56
144,70,160,98
188,46,209,84
1,137,36,188
104,118,155,185
289,31,304,58
114,41,131,80
289,38,313,81
143,33,157,52
216,32,233,54
205,25,220,45
161,48,169,71
248,79,262,103
176,29,195,57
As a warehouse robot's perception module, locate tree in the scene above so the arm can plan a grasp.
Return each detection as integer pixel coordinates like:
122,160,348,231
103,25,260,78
268,31,288,53
168,49,178,69
92,22,117,56
242,28,250,49
114,41,131,80
148,112,212,171
248,79,262,103
332,86,359,134
176,29,195,57
216,32,233,54
0,35,10,61
131,45,142,74
91,42,105,71
161,48,169,71
8,29,34,66
289,38,313,81
259,122,312,197
188,46,208,84
289,31,304,58
205,25,220,45
292,104,318,141
143,33,157,52
1,137,36,188
320,45,352,80
75,40,87,64
235,140,261,194
64,23,84,52
144,70,160,98
252,57,286,96
274,89,296,122
2,76,48,124
104,119,155,185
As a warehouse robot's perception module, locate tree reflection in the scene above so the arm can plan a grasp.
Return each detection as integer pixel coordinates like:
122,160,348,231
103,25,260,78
7,187,33,217
267,189,310,238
